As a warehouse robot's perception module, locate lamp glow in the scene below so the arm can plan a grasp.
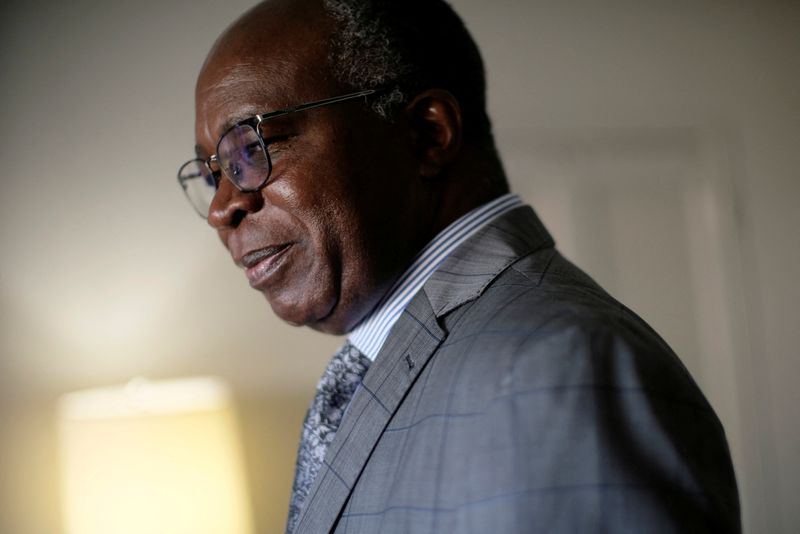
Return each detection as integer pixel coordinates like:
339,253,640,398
58,377,254,534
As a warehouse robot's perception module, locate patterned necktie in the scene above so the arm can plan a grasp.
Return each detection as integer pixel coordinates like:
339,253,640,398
286,340,371,534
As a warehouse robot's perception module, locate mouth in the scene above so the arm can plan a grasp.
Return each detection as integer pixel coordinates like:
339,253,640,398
240,243,293,288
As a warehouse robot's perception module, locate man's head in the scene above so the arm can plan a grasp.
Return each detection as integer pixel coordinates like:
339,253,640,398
321,0,492,142
191,0,508,334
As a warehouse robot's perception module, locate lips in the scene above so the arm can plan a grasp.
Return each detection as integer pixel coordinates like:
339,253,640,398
240,243,293,287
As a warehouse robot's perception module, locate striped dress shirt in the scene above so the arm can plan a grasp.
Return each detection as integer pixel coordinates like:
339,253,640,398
348,193,524,360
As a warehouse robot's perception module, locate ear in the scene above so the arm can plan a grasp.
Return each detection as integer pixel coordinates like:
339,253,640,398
404,89,463,178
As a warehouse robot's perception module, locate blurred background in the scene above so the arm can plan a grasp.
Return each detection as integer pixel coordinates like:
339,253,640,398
1,0,797,532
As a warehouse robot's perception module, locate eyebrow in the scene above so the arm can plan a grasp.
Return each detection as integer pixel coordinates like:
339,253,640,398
194,108,268,157
196,110,298,157
219,107,263,133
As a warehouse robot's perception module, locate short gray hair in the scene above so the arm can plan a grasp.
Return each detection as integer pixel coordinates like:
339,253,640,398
322,0,492,141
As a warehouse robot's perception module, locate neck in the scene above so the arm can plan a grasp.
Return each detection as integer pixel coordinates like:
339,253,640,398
424,145,510,241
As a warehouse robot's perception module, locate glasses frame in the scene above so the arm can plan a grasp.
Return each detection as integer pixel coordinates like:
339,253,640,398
178,88,384,217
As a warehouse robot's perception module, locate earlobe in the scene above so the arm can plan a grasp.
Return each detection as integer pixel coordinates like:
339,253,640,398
404,89,463,178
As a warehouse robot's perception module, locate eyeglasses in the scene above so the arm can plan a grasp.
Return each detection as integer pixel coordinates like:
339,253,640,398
177,88,383,217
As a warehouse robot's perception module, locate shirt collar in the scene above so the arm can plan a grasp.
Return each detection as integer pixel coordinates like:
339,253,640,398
348,193,525,360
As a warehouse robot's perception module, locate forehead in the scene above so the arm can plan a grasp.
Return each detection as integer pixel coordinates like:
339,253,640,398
194,6,337,147
197,61,289,128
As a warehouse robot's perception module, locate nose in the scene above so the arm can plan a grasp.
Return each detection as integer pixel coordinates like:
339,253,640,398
207,177,264,229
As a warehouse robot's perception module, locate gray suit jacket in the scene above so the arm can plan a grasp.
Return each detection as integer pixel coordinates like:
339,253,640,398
293,206,740,533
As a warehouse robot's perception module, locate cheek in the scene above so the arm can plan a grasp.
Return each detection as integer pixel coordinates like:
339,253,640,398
264,118,389,268
263,161,349,246
259,156,353,291
272,134,364,236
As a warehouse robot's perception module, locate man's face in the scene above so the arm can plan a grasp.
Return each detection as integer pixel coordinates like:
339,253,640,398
194,8,428,335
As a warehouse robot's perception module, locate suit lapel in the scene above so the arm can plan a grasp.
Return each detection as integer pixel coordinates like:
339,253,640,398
294,292,446,533
293,205,553,533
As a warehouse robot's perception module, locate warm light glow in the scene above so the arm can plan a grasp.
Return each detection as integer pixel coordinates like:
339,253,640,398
58,377,254,534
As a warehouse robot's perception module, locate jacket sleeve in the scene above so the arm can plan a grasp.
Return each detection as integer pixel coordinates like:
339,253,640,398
479,321,742,533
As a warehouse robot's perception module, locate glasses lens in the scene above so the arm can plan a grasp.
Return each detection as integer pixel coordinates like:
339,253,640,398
217,125,271,191
178,159,216,217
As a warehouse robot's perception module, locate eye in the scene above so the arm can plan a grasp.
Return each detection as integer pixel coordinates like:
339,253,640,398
243,141,262,162
263,135,294,157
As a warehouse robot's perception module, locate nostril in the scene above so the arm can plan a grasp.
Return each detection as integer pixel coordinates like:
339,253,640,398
207,184,264,229
230,208,247,227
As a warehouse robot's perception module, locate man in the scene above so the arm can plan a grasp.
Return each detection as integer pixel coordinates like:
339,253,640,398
178,0,741,532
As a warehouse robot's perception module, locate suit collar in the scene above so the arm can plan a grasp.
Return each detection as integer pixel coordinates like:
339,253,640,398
424,205,554,317
348,193,524,360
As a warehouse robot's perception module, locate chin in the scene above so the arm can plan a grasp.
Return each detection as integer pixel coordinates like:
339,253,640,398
306,318,348,336
265,287,340,332
298,301,353,336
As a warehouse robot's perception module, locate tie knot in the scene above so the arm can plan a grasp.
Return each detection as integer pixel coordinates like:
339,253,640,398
316,341,372,403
